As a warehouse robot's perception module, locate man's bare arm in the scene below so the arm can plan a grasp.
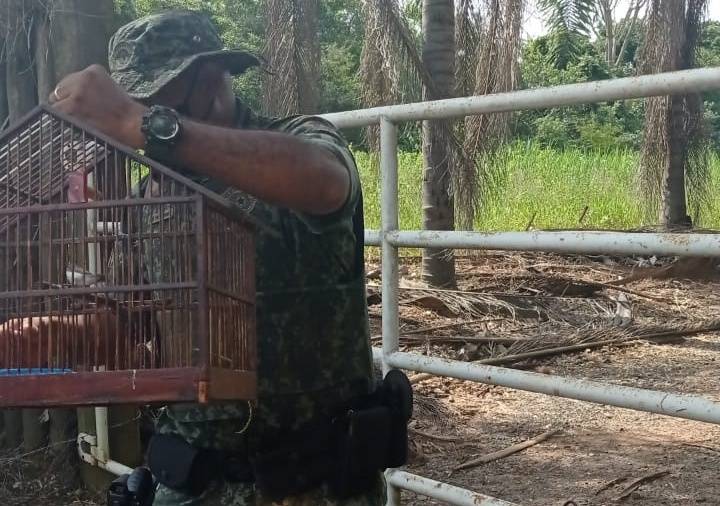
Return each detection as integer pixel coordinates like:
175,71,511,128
50,65,351,216
129,116,350,215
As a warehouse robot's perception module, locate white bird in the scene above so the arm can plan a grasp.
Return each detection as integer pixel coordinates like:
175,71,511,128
65,265,105,287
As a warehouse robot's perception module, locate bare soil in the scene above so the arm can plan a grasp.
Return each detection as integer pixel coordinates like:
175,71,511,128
372,253,720,505
3,252,720,505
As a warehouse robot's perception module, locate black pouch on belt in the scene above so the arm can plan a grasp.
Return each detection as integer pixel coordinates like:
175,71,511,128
329,369,414,499
147,434,216,497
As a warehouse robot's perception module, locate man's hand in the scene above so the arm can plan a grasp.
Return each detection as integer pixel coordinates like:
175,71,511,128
49,64,147,149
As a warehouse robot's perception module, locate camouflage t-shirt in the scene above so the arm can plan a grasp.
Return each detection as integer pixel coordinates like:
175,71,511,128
152,100,374,451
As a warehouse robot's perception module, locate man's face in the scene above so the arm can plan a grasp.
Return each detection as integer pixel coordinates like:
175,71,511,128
144,60,235,124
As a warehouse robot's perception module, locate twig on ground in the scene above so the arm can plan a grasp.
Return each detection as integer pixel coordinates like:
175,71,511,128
612,469,670,501
452,428,561,473
678,442,720,453
595,476,630,495
525,212,537,231
586,278,666,302
409,428,465,442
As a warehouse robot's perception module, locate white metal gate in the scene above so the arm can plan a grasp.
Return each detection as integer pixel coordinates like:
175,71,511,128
320,67,720,505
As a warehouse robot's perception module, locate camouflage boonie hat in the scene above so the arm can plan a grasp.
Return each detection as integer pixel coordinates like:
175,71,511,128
109,10,260,99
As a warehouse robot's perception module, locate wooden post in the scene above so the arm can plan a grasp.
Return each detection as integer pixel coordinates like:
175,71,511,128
3,411,23,449
49,408,80,488
77,406,142,493
22,409,46,451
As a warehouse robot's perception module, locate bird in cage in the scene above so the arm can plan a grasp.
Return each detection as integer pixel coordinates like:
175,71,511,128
65,264,106,288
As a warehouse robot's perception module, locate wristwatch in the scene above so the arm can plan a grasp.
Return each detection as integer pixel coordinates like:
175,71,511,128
141,105,182,162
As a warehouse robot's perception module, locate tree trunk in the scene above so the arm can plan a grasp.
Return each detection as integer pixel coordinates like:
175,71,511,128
49,0,113,80
598,0,616,66
34,11,55,102
3,0,40,452
615,0,645,67
5,1,37,121
660,1,690,226
0,53,8,129
661,93,691,226
639,0,706,228
3,411,23,449
263,0,320,115
421,0,456,288
48,0,141,492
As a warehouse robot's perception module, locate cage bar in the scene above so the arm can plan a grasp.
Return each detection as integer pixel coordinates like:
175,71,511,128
0,106,257,408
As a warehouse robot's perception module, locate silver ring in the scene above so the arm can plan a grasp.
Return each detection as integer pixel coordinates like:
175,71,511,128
53,86,61,101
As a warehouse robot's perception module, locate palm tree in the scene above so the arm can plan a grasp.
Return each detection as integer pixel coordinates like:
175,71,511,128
638,0,708,228
538,0,648,68
0,0,116,462
420,0,457,288
360,0,526,287
262,0,320,116
460,0,524,228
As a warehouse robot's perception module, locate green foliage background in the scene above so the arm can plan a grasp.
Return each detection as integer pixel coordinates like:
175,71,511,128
111,2,720,229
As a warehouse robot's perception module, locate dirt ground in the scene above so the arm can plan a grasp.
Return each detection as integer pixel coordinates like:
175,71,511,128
3,251,720,505
372,253,720,505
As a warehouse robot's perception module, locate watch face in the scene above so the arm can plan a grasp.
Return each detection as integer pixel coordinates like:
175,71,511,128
149,111,180,141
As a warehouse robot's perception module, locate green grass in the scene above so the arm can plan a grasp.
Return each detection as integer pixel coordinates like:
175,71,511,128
355,144,720,232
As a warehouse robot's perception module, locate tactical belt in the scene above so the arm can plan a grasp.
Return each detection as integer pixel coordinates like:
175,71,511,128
147,370,413,502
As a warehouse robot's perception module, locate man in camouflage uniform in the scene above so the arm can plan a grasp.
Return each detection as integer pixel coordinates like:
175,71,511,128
47,9,386,506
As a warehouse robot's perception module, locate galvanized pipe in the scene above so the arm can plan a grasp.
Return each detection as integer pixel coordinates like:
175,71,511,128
322,67,720,128
385,230,720,257
388,352,720,425
380,118,400,378
380,119,402,506
385,470,518,506
365,230,381,247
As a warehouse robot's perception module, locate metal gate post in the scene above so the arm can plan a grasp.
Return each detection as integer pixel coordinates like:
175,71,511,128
380,117,400,377
380,117,402,506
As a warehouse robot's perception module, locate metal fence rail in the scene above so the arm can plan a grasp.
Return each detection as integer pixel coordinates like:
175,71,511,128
321,66,720,506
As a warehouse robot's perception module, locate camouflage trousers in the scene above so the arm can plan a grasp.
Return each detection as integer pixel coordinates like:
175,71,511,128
152,407,387,505
153,475,387,505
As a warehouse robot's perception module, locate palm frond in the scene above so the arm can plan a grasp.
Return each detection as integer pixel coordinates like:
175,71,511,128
359,0,509,231
457,0,525,229
455,0,482,98
538,0,595,67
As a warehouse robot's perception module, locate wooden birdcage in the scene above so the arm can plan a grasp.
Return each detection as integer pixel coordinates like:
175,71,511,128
0,106,256,407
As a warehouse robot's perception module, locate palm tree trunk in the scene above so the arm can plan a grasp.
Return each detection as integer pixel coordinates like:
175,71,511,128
0,56,7,129
5,0,37,122
639,0,707,228
2,0,38,452
422,0,456,288
263,0,320,116
50,0,112,79
47,1,130,492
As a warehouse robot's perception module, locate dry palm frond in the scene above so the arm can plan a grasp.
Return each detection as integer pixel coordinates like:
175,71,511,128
465,0,524,153
455,0,482,99
457,0,525,229
413,393,457,430
359,0,484,230
262,0,320,116
0,0,36,63
359,0,431,151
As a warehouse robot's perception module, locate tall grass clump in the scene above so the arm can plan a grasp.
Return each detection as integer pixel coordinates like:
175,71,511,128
355,143,720,232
